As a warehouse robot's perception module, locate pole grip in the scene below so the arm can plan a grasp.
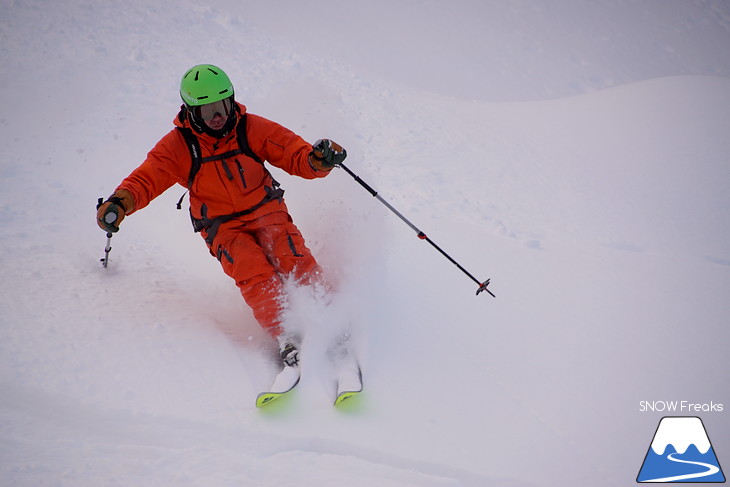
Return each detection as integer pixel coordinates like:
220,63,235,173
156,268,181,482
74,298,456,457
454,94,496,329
104,209,118,224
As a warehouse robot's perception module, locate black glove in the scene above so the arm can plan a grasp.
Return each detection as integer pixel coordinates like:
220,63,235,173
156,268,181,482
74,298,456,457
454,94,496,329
310,139,347,170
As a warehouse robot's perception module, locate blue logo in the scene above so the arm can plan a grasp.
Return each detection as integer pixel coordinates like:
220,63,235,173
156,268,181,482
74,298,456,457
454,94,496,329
637,416,725,483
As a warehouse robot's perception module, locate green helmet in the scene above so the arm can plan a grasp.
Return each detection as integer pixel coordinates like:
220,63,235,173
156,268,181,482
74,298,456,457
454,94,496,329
180,64,234,107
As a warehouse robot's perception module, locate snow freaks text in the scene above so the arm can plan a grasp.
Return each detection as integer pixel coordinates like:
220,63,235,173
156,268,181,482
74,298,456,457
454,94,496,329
639,401,724,413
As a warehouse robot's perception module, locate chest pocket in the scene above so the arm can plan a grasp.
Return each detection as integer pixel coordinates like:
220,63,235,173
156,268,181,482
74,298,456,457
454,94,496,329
218,155,248,189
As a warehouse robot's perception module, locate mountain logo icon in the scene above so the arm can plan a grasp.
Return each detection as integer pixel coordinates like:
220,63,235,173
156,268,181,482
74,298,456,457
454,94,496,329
637,416,725,483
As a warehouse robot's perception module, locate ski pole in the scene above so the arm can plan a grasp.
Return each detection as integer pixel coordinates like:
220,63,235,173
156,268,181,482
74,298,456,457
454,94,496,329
97,197,119,268
101,232,113,268
336,162,495,297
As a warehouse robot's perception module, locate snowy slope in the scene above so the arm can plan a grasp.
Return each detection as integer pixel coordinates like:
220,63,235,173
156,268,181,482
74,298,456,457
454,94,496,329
1,1,729,486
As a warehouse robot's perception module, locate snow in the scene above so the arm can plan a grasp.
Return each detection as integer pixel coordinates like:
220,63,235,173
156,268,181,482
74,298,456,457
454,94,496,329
651,417,711,455
1,1,729,486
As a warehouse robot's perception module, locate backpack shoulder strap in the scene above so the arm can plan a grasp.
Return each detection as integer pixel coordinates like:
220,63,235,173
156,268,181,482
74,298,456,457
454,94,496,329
235,113,263,164
175,125,203,188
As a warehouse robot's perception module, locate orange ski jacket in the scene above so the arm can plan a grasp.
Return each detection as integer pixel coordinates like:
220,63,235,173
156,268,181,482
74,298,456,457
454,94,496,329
117,102,330,228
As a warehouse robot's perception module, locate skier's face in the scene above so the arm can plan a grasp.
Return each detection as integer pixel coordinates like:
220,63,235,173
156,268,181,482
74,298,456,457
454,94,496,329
205,113,227,131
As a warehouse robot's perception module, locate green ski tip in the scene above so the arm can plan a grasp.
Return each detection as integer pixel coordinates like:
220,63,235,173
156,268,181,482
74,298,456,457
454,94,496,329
334,389,361,406
256,370,300,408
256,390,290,408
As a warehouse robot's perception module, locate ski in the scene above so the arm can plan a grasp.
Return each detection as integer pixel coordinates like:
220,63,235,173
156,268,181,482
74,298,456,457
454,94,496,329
255,365,301,408
335,385,362,406
334,358,363,406
256,333,363,407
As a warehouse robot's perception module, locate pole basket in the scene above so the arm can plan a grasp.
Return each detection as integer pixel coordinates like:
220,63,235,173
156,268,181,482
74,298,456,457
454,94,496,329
476,279,495,297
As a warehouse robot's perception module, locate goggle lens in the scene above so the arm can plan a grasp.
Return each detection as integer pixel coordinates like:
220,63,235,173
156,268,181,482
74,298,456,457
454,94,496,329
193,98,233,121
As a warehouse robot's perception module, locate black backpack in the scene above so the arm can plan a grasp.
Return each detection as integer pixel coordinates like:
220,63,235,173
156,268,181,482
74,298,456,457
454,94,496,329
175,108,283,245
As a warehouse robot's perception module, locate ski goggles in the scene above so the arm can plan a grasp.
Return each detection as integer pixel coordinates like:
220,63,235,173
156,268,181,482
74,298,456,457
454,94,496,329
191,97,234,121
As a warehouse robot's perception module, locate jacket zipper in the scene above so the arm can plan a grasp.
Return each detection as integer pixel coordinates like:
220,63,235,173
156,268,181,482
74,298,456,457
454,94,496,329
235,159,247,188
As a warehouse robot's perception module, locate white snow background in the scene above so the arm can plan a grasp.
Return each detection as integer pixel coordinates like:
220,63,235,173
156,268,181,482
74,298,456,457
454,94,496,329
1,1,729,486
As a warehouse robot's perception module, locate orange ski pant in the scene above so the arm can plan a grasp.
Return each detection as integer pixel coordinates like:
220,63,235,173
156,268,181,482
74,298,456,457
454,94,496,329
207,211,324,337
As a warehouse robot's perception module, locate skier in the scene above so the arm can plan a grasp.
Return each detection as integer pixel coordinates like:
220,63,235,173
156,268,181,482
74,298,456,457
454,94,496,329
96,64,346,370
